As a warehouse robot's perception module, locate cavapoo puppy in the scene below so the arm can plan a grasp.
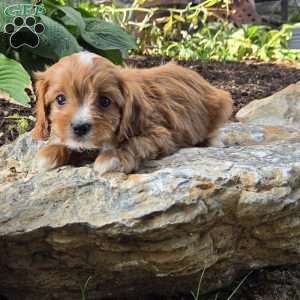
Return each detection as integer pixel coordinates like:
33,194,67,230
32,52,232,175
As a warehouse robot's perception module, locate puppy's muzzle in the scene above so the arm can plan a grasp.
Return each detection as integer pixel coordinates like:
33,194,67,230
71,122,91,137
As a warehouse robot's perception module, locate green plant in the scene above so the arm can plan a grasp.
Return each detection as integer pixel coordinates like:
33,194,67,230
79,0,228,55
191,269,252,300
163,22,300,63
80,1,300,64
80,276,92,300
191,267,206,300
0,0,137,69
226,271,252,300
5,114,35,134
0,53,31,106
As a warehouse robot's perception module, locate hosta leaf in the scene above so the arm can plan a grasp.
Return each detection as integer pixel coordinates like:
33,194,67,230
28,15,82,60
0,54,31,107
80,40,123,65
19,49,53,72
96,49,123,65
50,5,86,37
81,18,137,57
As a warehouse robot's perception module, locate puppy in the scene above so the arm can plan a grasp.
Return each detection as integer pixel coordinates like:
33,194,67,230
32,52,232,175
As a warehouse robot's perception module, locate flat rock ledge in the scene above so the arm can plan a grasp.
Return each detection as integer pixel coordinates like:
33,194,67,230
1,123,300,299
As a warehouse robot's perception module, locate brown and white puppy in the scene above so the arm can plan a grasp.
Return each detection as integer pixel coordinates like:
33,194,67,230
32,52,233,175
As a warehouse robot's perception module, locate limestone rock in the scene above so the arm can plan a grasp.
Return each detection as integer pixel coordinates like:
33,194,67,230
218,122,300,146
236,82,300,126
1,123,300,299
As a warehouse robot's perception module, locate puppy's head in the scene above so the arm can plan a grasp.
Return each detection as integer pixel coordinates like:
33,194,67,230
32,52,137,150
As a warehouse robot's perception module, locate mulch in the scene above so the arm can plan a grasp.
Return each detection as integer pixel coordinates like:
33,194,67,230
2,56,300,147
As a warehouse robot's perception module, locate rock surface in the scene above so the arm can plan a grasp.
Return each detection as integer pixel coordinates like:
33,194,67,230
236,81,300,126
1,122,300,299
217,122,300,146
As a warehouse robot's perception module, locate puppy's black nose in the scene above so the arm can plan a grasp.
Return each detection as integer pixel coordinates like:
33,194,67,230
71,122,91,137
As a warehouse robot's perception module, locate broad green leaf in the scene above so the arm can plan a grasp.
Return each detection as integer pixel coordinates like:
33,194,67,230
80,40,123,65
97,49,123,65
47,4,86,37
28,15,82,60
58,6,85,36
81,18,136,57
19,49,53,72
0,54,31,107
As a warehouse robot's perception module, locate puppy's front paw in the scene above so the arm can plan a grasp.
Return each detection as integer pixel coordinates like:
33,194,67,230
33,144,70,172
94,152,121,176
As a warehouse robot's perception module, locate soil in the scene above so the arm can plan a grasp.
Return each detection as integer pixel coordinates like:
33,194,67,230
128,266,300,300
1,56,300,300
144,265,300,300
190,265,300,300
0,98,34,146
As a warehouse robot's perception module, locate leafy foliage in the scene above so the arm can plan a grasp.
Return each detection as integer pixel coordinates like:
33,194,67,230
0,0,137,106
82,18,136,56
6,114,35,134
0,54,31,107
164,23,300,63
29,14,83,60
0,0,137,69
80,1,300,63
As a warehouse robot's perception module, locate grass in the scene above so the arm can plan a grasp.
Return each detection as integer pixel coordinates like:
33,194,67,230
191,267,206,300
79,269,253,300
80,276,92,300
191,269,253,300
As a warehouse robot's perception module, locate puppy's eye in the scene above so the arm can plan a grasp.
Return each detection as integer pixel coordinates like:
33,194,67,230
97,96,111,108
56,94,66,106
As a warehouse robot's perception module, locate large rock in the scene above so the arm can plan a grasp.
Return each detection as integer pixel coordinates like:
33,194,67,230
1,123,300,299
236,82,300,126
217,122,300,146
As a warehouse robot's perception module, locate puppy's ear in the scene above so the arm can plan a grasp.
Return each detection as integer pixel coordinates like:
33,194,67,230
32,71,50,140
117,79,136,141
117,78,150,142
